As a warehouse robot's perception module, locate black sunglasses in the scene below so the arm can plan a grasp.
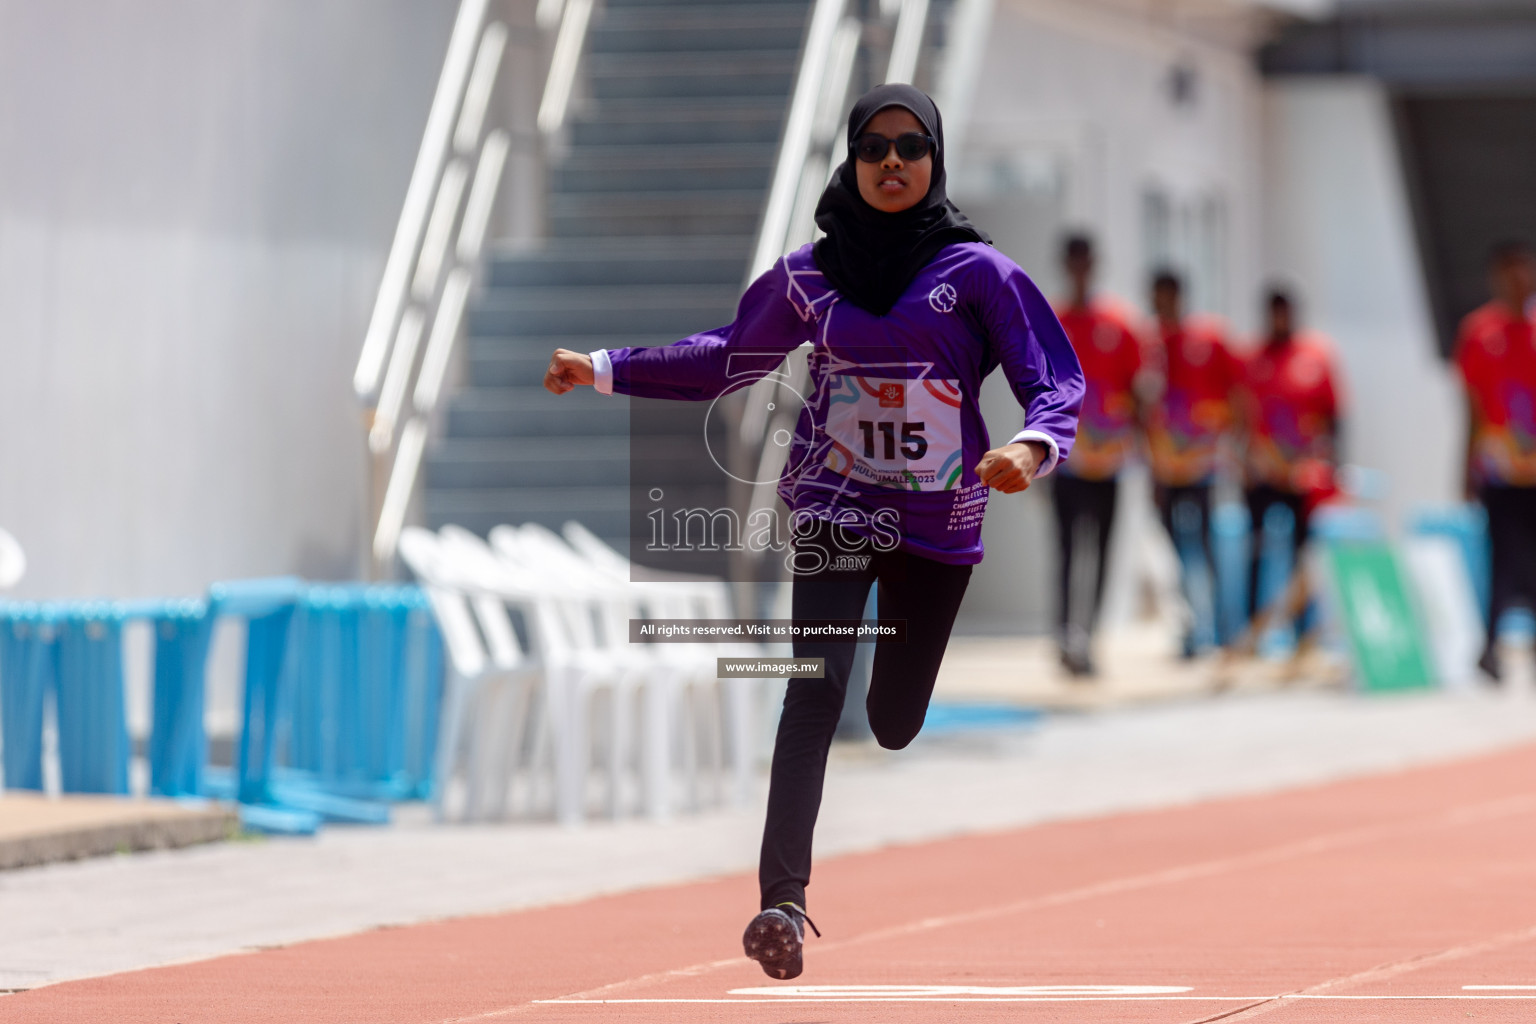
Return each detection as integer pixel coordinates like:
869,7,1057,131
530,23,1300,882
852,132,935,164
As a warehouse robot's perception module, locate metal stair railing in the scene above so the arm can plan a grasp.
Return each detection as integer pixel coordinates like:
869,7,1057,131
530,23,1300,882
355,0,595,575
933,0,993,159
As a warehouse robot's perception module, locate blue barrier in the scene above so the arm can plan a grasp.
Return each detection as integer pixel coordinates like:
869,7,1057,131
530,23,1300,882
1507,609,1536,642
1212,501,1346,650
0,603,134,794
1255,503,1297,616
55,607,131,794
149,601,213,797
237,802,320,836
399,599,444,794
1409,504,1492,620
922,702,1041,735
1410,503,1536,644
237,604,299,807
1167,496,1220,652
202,579,439,829
0,606,55,791
275,585,441,801
1313,506,1385,544
1213,504,1251,646
0,582,443,835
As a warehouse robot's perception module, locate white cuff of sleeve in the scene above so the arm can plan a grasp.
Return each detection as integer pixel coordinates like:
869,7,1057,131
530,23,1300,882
590,349,614,396
1010,429,1060,477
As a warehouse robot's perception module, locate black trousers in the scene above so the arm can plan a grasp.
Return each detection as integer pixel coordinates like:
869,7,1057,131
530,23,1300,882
1155,482,1217,645
759,528,972,911
1051,474,1118,648
1482,485,1536,656
1244,485,1309,620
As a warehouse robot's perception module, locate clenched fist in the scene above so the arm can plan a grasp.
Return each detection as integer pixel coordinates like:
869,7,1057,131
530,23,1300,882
974,441,1048,494
543,349,594,394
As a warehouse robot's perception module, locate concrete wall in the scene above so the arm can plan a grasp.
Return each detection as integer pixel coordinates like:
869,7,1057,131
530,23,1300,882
947,0,1270,634
1260,76,1460,529
0,1,539,600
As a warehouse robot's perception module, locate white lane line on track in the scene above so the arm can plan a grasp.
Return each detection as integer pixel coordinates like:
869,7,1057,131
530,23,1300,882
447,793,1536,1022
1466,984,1536,989
536,994,1536,1004
731,984,1194,996
1181,922,1536,1023
1288,994,1536,999
539,997,1284,1004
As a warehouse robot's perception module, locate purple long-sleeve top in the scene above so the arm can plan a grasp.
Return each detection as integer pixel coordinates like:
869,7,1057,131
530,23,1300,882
595,242,1083,565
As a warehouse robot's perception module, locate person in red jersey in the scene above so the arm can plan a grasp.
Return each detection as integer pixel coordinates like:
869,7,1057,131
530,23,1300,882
1052,234,1144,675
1454,240,1536,683
1143,269,1241,655
1238,288,1343,623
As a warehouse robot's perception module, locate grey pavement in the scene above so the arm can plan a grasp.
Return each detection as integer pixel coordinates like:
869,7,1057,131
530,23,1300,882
5,687,1536,991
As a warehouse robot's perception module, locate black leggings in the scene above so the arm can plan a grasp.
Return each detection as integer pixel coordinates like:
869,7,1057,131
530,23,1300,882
1483,485,1536,657
1051,474,1118,648
759,528,972,911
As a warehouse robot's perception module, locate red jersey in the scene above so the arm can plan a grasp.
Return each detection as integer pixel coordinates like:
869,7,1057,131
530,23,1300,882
1455,301,1536,488
1054,298,1142,480
1143,317,1240,486
1240,332,1342,493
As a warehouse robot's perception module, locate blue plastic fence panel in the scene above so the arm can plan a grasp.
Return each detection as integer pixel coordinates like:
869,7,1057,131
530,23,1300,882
1313,506,1385,544
150,601,213,797
400,601,444,798
1256,503,1296,615
1213,502,1314,646
281,596,339,778
0,607,56,791
276,585,441,799
237,606,297,806
144,578,443,814
208,577,302,807
1213,504,1251,645
332,591,368,787
1259,504,1304,652
1409,504,1491,620
356,593,406,789
1167,494,1220,650
55,607,131,795
281,589,363,790
210,576,305,620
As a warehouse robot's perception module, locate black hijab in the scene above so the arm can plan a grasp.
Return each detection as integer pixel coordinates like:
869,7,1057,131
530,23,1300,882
812,84,990,316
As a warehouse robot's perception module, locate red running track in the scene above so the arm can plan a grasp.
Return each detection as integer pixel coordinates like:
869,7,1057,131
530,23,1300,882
11,744,1536,1022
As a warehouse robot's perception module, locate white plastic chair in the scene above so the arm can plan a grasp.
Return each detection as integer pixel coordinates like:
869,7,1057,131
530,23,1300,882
399,527,545,823
560,522,759,811
505,523,714,818
436,526,569,821
483,524,663,822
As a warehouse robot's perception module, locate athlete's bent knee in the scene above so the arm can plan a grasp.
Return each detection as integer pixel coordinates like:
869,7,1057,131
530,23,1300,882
868,714,922,750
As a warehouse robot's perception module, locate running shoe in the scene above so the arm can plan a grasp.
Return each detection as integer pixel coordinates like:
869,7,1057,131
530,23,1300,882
742,902,820,980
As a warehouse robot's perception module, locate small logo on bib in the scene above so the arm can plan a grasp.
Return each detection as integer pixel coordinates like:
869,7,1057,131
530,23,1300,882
878,382,905,408
928,283,958,313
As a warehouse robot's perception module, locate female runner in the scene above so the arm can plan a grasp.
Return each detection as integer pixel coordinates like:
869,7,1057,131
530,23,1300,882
544,84,1083,979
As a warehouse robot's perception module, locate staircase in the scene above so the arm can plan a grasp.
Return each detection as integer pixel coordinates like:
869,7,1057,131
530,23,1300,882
424,0,813,556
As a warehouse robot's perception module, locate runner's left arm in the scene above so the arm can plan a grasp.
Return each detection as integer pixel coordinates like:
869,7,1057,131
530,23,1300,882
977,261,1085,476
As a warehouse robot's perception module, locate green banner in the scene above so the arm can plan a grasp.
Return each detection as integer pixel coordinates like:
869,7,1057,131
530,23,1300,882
1327,542,1436,692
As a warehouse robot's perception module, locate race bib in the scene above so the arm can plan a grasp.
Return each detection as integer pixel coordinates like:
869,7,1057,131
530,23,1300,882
823,375,965,491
